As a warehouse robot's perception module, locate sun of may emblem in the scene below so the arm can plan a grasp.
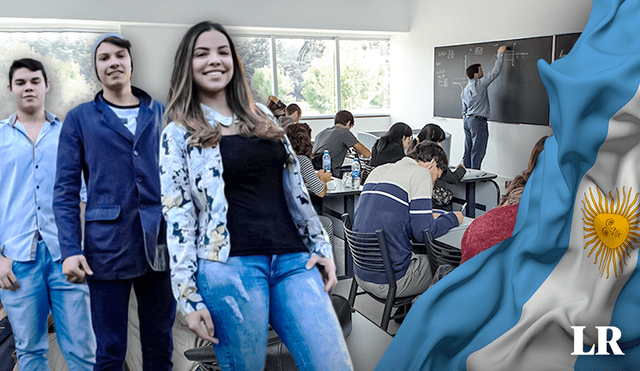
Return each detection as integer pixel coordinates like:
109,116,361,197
581,187,640,278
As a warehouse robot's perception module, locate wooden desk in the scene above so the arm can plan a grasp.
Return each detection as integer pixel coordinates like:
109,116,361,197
438,169,499,218
346,311,393,371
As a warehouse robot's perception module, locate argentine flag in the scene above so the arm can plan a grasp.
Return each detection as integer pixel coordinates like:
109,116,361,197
376,0,640,369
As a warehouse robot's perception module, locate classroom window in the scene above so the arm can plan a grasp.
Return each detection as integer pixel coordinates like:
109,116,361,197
339,39,390,115
234,36,272,105
235,34,390,117
276,38,336,116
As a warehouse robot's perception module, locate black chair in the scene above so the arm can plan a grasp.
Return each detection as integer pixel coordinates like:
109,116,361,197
422,229,461,274
342,214,419,332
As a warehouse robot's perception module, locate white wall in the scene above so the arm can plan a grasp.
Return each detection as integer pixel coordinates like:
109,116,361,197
2,0,410,33
390,0,592,180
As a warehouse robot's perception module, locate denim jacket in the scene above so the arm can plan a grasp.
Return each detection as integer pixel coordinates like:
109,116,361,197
160,104,332,315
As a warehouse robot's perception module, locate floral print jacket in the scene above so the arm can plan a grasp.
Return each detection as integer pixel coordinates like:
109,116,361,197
160,104,332,315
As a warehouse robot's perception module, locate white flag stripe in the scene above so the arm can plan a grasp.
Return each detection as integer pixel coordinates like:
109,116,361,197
467,85,640,370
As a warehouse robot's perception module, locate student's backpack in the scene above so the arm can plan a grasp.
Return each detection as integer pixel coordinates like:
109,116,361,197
0,308,17,371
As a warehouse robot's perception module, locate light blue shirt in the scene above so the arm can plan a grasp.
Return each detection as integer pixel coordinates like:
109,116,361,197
0,111,62,262
108,105,140,135
461,51,504,119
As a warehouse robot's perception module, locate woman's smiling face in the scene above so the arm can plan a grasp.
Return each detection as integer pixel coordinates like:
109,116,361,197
192,30,234,101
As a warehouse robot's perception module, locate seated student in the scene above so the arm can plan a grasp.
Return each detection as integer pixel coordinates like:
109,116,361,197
369,122,413,167
312,110,371,177
266,95,286,119
285,103,302,123
353,141,464,298
460,135,549,263
285,122,332,212
410,123,466,183
410,123,466,209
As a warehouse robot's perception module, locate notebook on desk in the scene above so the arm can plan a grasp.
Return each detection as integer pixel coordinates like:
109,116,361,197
463,168,487,178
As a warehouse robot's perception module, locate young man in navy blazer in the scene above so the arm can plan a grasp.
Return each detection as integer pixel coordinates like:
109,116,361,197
53,33,175,370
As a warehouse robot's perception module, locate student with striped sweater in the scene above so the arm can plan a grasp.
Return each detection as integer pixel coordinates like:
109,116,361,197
353,141,464,298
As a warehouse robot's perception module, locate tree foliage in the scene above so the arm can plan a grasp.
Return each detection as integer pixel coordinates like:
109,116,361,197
237,37,390,114
0,32,100,121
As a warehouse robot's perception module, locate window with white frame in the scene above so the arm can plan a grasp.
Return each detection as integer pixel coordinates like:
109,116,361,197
234,36,272,106
234,34,390,117
339,39,390,115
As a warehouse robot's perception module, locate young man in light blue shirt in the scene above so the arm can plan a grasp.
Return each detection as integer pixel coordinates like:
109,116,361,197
0,58,95,370
461,45,506,169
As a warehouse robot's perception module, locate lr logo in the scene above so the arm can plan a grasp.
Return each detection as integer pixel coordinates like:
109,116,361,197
571,326,625,355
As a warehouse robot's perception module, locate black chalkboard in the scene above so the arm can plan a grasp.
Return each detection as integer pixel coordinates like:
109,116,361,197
555,33,581,61
434,36,553,125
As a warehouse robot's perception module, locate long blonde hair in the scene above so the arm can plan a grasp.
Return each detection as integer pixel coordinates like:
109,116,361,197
164,21,283,148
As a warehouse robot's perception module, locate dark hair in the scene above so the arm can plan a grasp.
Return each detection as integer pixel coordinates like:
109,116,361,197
418,124,445,143
95,36,133,81
466,63,481,79
499,135,549,205
9,58,48,88
285,123,313,159
285,103,301,117
165,21,282,148
334,110,354,128
407,140,448,172
408,123,445,153
375,122,412,153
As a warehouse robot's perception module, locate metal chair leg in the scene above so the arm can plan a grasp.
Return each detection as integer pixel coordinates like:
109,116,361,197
348,277,358,307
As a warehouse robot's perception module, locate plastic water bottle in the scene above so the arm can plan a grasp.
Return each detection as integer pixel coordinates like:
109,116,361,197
322,150,332,173
351,158,361,188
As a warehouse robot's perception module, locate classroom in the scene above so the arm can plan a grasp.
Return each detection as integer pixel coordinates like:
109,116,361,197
1,0,590,184
3,0,623,370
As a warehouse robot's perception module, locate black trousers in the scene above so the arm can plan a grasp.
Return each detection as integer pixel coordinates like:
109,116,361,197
88,269,176,371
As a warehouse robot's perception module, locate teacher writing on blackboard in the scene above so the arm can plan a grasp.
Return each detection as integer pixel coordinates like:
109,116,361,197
461,45,506,169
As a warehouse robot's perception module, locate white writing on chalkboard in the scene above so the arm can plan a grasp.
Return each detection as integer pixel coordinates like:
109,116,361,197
433,36,554,125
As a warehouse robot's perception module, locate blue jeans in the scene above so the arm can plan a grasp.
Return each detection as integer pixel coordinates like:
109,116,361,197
463,115,489,169
197,253,353,371
1,240,95,371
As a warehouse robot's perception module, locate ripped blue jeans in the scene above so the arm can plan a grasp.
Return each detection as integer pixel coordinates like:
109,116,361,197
197,252,353,371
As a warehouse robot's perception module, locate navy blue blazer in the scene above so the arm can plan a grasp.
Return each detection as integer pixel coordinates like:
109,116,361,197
54,87,168,280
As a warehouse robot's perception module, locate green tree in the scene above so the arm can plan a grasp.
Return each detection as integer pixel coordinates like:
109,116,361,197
277,39,327,101
250,66,272,103
301,58,335,114
0,34,99,121
249,66,295,105
236,37,271,103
